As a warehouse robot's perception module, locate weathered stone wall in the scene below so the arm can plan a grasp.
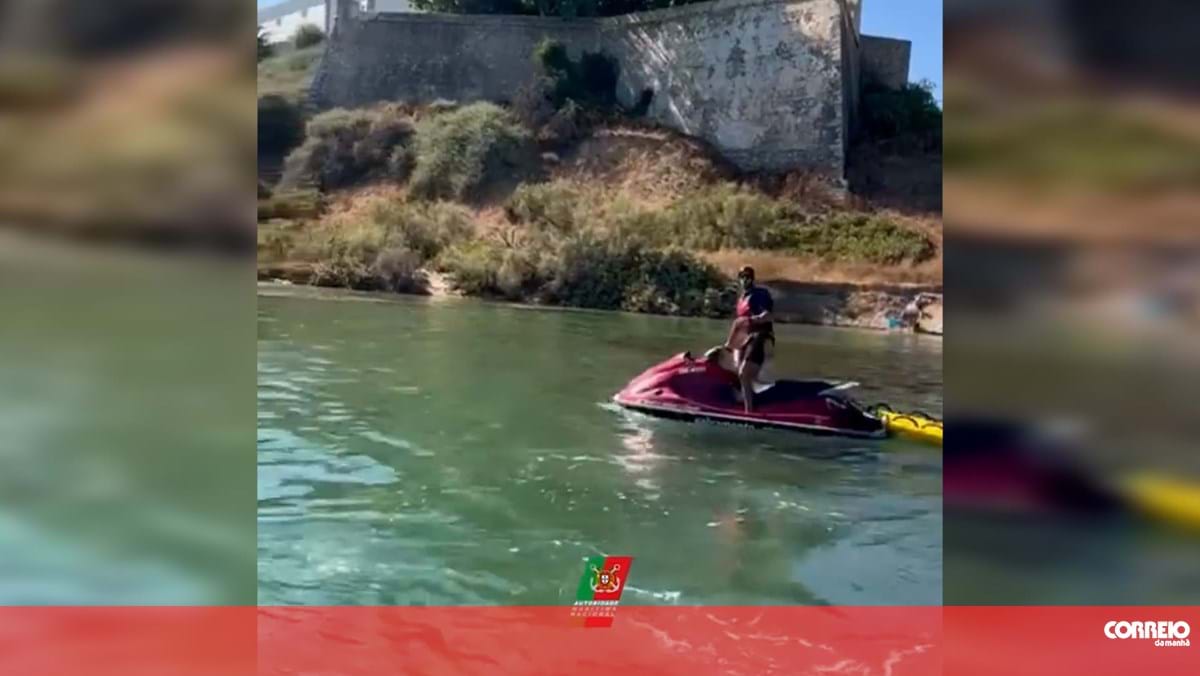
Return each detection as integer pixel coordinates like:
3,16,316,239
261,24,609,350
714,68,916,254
861,34,911,89
311,10,597,109
310,0,906,175
838,0,862,145
599,0,845,172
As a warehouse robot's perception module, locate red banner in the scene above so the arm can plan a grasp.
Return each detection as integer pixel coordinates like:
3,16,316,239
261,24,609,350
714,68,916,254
0,606,1195,675
258,606,938,675
946,606,1196,676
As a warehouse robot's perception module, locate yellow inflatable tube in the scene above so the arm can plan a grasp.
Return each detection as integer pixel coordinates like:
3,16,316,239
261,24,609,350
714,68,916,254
1120,473,1200,532
877,409,943,447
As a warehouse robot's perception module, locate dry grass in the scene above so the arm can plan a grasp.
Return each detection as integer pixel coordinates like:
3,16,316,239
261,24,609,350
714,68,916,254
258,101,946,293
551,125,731,208
704,249,942,287
702,205,942,286
323,184,412,216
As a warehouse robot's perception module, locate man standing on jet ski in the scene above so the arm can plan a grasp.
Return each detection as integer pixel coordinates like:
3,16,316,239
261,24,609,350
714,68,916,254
724,265,775,413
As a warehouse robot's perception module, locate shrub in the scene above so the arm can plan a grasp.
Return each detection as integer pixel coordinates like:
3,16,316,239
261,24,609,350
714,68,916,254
658,184,795,250
292,24,325,50
499,181,933,266
503,181,581,236
258,94,305,156
531,39,619,109
438,226,732,316
385,200,476,261
859,80,942,154
258,222,298,261
409,103,534,201
316,198,473,262
437,239,507,296
280,105,414,190
546,233,635,309
623,248,735,316
296,200,473,292
372,247,427,293
294,196,468,282
546,235,731,314
258,189,322,221
287,48,321,73
788,213,936,264
512,76,558,130
540,99,583,146
533,39,573,82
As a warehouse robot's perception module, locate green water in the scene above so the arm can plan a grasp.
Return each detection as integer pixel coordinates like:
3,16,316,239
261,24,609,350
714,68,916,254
257,286,943,605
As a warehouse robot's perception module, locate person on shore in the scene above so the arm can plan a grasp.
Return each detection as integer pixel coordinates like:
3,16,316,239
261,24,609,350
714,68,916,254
723,266,775,413
901,294,935,332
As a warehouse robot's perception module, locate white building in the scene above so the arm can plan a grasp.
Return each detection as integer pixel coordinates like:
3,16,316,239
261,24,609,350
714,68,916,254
257,0,325,44
258,0,418,45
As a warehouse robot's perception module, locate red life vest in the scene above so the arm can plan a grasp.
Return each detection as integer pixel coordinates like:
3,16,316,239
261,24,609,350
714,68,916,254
736,287,774,340
736,294,753,318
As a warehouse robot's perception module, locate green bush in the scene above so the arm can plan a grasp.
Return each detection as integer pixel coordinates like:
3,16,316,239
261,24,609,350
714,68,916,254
547,235,732,314
409,103,534,201
258,222,298,261
280,105,414,190
623,249,736,317
503,181,581,236
788,213,936,264
540,99,583,146
533,39,573,80
657,184,795,250
258,189,322,221
322,199,472,262
382,200,476,261
438,226,733,316
292,24,325,50
502,181,794,251
859,80,942,154
500,181,934,266
511,76,558,129
531,39,619,109
257,94,305,156
299,201,473,292
436,239,509,296
372,247,427,293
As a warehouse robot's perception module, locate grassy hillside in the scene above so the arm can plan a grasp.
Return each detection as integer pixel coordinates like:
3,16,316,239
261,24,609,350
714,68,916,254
257,44,943,324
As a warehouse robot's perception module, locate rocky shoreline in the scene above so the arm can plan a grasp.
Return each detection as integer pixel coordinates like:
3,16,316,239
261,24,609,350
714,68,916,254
257,263,943,334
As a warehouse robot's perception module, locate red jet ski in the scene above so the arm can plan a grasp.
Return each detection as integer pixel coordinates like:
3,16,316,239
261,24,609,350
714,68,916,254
613,350,886,438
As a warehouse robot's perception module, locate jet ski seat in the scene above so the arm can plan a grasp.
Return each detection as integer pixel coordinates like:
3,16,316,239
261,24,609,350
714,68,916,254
702,345,776,394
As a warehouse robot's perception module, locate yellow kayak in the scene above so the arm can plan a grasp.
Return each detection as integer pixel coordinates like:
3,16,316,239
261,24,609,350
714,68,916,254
1119,473,1200,532
877,409,943,446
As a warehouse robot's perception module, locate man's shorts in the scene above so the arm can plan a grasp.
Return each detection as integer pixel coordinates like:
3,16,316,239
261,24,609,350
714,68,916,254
742,332,774,367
